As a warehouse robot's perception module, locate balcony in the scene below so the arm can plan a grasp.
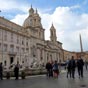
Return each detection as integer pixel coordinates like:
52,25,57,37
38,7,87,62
8,51,17,56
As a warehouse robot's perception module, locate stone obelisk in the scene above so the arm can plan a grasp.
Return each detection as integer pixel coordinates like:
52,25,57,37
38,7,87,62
79,34,83,56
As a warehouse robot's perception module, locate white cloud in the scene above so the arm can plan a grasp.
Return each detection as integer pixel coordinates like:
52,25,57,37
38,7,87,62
11,14,28,25
0,0,29,12
10,6,88,52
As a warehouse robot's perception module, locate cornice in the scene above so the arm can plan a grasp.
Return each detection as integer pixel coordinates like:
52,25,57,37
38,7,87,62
0,17,22,27
0,25,30,38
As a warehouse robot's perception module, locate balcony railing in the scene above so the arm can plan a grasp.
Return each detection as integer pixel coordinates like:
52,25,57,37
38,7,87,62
8,51,17,55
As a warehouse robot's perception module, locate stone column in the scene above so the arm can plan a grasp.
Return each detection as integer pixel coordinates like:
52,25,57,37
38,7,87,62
42,49,45,65
37,48,40,63
44,50,47,64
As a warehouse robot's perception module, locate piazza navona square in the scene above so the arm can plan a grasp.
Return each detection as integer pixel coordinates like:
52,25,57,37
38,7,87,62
1,1,88,88
0,4,88,74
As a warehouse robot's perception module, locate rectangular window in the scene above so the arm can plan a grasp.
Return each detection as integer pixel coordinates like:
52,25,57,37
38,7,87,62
26,48,29,52
3,44,7,52
22,48,25,53
26,42,28,46
16,47,19,53
17,35,19,44
11,33,13,42
22,37,25,45
22,40,24,45
26,38,28,46
10,45,14,52
0,43,1,51
4,31,7,41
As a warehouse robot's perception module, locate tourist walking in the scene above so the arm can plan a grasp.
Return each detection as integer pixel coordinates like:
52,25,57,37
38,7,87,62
70,56,76,79
14,63,19,80
53,60,59,78
66,59,71,78
46,61,53,78
0,63,3,80
77,56,84,78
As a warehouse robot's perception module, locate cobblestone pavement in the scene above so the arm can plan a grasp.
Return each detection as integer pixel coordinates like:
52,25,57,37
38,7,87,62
0,68,88,88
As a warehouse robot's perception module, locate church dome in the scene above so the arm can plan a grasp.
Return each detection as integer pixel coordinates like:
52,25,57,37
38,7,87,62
23,16,33,28
23,6,34,28
23,6,42,28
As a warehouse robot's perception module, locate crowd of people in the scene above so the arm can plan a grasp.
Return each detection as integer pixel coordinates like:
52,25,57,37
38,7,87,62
66,56,86,79
0,62,19,80
0,56,88,80
46,56,88,79
46,60,59,78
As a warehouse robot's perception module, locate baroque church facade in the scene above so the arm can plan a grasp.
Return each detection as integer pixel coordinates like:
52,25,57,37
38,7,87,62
0,6,64,69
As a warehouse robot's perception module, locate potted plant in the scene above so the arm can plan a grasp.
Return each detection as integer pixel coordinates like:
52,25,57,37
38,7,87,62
21,70,26,79
6,71,10,79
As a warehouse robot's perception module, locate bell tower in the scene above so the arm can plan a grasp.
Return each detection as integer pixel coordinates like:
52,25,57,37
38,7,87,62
50,24,57,42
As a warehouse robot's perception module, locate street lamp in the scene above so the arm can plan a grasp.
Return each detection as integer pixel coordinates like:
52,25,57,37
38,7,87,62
0,10,2,17
0,10,3,63
2,28,3,64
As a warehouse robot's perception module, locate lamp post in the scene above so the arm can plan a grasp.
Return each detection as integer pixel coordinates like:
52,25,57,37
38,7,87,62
0,10,1,17
0,10,3,63
2,29,3,64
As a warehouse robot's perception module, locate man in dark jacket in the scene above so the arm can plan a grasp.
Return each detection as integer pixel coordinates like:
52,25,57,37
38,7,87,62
66,59,71,78
70,56,76,79
46,61,53,77
0,63,3,80
14,64,19,80
77,56,84,78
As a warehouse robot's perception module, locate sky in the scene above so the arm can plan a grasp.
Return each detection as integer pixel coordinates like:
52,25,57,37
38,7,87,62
0,0,88,52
